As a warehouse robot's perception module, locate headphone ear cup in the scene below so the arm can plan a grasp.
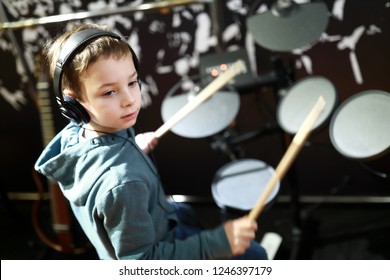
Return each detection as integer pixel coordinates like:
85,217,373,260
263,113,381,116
61,96,91,124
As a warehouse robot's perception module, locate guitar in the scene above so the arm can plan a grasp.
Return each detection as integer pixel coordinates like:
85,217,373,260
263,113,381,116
31,53,90,254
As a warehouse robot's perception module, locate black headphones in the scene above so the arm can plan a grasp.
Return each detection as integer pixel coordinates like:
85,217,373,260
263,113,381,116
53,28,140,124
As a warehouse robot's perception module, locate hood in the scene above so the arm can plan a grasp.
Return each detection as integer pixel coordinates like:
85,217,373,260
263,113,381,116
34,122,140,206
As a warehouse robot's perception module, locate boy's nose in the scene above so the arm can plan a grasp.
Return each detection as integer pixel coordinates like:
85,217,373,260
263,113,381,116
122,88,135,106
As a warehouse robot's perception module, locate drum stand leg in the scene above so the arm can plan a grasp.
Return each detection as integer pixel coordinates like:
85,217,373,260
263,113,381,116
209,128,247,161
279,131,319,259
209,122,281,161
285,166,304,259
285,164,322,260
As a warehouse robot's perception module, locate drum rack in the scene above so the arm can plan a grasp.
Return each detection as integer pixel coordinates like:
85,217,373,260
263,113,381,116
170,194,390,204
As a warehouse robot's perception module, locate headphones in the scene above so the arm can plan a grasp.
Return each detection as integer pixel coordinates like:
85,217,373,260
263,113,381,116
53,28,140,124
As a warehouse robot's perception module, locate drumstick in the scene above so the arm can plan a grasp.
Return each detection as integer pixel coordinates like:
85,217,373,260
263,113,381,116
248,96,326,221
154,59,247,138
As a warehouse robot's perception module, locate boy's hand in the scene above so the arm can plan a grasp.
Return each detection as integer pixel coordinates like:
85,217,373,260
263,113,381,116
135,132,158,153
223,216,258,256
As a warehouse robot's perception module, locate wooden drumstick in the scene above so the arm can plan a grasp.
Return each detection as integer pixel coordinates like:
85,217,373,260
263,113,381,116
154,59,247,138
248,96,326,221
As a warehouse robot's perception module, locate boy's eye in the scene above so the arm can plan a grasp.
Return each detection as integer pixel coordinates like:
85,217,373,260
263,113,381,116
103,90,114,96
128,80,138,87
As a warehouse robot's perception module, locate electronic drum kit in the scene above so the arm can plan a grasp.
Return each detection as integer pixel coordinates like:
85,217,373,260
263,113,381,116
160,0,390,217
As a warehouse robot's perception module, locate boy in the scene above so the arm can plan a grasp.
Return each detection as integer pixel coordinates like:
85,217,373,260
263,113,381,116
35,23,267,260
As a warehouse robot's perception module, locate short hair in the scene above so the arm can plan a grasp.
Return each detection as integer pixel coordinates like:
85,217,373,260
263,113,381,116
44,23,139,100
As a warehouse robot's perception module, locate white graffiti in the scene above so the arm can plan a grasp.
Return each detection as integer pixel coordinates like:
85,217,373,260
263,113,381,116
0,84,27,111
194,12,214,53
0,0,389,112
332,0,346,21
337,25,366,84
141,75,158,108
290,1,378,85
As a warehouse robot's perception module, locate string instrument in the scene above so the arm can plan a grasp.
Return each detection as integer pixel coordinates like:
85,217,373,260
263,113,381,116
31,53,90,254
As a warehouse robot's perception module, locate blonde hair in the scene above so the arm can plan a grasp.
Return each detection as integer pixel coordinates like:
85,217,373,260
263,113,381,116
44,23,137,100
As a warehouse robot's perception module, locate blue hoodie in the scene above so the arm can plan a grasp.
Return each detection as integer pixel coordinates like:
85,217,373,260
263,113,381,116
34,121,231,259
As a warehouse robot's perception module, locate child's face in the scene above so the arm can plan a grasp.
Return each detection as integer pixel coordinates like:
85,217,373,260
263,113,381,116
78,53,141,133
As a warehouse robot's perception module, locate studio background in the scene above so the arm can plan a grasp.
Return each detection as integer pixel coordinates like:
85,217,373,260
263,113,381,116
1,0,389,259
